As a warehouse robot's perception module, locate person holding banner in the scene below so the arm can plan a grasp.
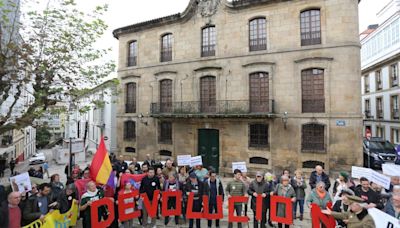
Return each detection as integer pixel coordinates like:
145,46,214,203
332,189,355,228
163,173,181,226
184,172,206,228
321,195,376,228
204,169,225,228
226,169,247,228
23,183,56,226
383,193,400,219
79,181,106,228
354,177,383,209
57,184,77,214
272,175,296,228
248,171,271,228
139,167,161,228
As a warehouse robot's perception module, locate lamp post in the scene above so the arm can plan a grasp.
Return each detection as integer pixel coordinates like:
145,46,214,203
68,102,76,177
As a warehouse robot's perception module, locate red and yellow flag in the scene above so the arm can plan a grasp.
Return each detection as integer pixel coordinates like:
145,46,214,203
90,137,112,184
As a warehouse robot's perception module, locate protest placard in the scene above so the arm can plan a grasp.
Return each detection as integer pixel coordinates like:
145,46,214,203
10,172,32,193
368,208,400,228
382,163,400,177
232,162,247,173
351,166,391,190
190,156,203,167
177,155,192,166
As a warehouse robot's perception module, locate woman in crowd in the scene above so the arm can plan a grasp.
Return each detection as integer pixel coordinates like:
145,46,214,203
272,175,296,228
307,181,332,210
333,171,351,203
50,174,64,202
194,165,208,182
291,169,307,221
120,181,135,228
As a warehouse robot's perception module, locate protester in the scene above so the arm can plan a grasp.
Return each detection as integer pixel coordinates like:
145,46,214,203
226,169,246,228
241,171,251,216
0,191,22,228
50,174,64,202
129,157,141,174
354,177,383,209
162,159,177,179
194,165,208,182
264,172,275,226
82,169,90,179
291,169,307,221
307,181,331,209
387,176,400,193
278,169,291,183
0,184,6,203
141,163,149,174
139,167,160,228
80,181,106,228
163,174,180,226
120,181,135,228
0,156,6,177
333,171,351,203
23,183,56,225
178,166,189,222
273,175,296,228
322,195,376,228
332,189,355,227
57,184,77,214
184,172,205,228
248,171,271,228
204,169,225,228
143,154,156,167
384,193,400,218
9,158,16,176
309,165,331,191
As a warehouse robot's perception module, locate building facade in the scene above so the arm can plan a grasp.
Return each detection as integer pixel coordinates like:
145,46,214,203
361,0,400,145
113,0,362,174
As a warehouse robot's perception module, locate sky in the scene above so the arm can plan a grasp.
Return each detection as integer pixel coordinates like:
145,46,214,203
22,0,394,79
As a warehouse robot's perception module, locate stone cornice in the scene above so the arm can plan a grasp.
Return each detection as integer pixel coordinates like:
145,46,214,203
193,66,223,72
294,57,334,64
120,75,141,80
242,61,275,67
154,71,178,76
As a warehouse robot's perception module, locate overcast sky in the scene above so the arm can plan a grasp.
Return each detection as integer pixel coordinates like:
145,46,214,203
23,0,393,79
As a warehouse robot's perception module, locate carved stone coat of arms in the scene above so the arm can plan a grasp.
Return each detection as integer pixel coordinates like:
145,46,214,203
198,0,221,17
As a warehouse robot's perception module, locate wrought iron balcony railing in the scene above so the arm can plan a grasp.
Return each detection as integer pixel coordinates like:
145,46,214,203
150,100,275,117
392,108,399,119
364,110,372,119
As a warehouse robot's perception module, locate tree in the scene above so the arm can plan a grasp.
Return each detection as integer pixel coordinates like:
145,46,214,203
36,125,51,149
0,0,115,134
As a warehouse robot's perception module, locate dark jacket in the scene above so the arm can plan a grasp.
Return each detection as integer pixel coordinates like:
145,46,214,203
57,190,77,214
0,201,10,228
248,179,271,211
354,185,383,209
309,171,331,191
139,175,161,200
204,178,224,201
290,177,307,200
183,179,206,204
332,199,350,227
383,197,397,217
22,194,51,226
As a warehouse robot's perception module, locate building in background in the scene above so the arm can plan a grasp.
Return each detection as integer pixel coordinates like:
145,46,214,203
113,0,362,174
361,0,400,145
65,80,118,155
35,102,67,142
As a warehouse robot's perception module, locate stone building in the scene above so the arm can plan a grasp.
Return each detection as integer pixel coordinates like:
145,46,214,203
113,0,362,174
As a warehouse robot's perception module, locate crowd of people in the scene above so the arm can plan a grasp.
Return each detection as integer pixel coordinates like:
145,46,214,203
0,153,399,228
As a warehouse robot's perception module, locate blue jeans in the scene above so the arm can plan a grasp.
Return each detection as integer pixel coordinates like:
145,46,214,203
293,199,304,216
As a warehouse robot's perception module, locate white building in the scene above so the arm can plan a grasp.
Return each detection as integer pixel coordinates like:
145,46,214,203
65,80,118,154
361,0,400,144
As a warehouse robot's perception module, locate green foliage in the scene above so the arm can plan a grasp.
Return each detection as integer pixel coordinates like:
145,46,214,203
36,126,52,149
0,0,115,134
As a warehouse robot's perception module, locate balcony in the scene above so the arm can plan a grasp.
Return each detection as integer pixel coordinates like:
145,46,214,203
377,109,383,119
364,110,372,119
392,109,399,120
150,100,275,118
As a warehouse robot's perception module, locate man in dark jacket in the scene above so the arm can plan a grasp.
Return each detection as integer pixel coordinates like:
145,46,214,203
57,184,77,214
248,171,271,228
139,167,160,228
0,191,22,228
22,183,56,226
354,177,383,209
143,154,156,168
384,193,400,218
309,165,331,191
204,170,224,228
184,172,206,228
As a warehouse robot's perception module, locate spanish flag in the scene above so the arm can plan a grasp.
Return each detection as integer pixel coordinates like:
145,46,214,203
90,137,112,185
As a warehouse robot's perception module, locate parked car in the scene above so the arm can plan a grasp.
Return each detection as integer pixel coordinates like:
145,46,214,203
29,152,46,165
363,137,399,169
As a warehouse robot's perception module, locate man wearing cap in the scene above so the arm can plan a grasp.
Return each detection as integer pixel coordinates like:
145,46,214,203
248,171,272,228
184,172,206,228
322,195,376,228
332,189,355,228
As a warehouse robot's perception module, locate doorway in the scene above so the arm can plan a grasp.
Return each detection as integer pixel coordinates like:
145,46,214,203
198,129,219,173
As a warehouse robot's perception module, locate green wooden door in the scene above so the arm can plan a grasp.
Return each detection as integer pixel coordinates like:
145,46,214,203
198,129,219,173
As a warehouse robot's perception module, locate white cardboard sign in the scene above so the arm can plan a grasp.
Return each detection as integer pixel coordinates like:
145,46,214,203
10,172,32,193
368,208,400,228
351,166,391,190
382,163,400,177
190,156,203,167
177,155,192,166
232,162,247,173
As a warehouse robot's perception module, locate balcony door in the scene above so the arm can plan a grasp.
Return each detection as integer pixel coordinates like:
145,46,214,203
200,76,216,113
198,129,219,173
160,79,172,113
249,72,269,112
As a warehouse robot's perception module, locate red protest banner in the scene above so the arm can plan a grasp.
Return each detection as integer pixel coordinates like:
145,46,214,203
118,191,141,222
228,196,250,223
90,197,115,228
270,195,293,225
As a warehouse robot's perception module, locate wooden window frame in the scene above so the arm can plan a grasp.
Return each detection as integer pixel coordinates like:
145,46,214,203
249,72,269,112
159,121,172,144
160,79,173,113
390,63,399,87
376,97,383,119
160,33,173,62
123,121,136,141
127,41,137,67
391,127,400,144
300,9,321,46
364,75,370,93
391,95,399,120
125,82,136,113
365,99,371,118
301,68,325,113
201,26,216,57
249,18,267,51
301,123,325,152
376,126,385,139
200,76,216,113
249,123,269,148
376,70,382,91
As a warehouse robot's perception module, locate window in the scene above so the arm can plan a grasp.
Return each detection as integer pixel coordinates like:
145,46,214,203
127,41,137,67
376,97,383,119
200,76,216,113
125,147,136,153
249,157,268,165
159,150,172,156
125,83,136,113
364,75,370,93
391,95,399,119
249,18,266,51
249,72,269,112
300,9,321,46
365,99,371,118
301,68,325,113
390,63,399,87
301,124,325,152
391,128,400,144
302,160,324,168
249,124,269,148
376,70,382,90
160,79,172,113
161,33,173,62
123,121,136,140
159,121,172,144
201,26,216,57
376,126,385,138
